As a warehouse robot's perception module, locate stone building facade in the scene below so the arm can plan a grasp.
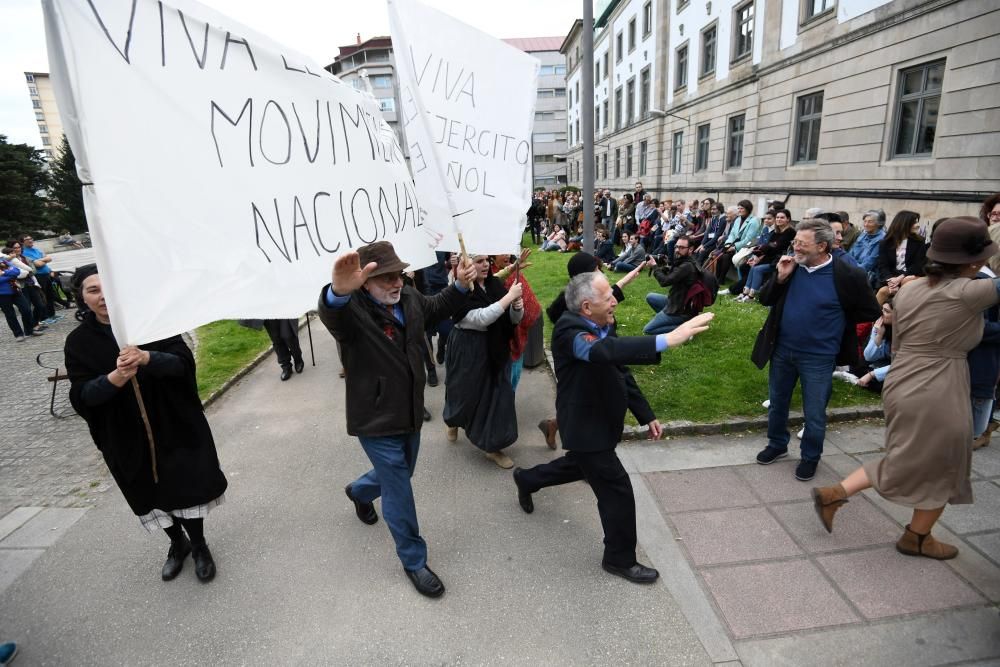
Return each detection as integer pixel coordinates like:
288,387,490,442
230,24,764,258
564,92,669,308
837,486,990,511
563,0,999,220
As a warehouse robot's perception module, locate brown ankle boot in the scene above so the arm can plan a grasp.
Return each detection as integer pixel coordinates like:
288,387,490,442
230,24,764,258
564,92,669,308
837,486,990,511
896,525,959,560
972,432,990,450
811,484,848,533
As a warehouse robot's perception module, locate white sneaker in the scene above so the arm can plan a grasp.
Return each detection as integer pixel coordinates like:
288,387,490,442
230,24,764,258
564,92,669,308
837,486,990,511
796,427,805,439
761,399,770,408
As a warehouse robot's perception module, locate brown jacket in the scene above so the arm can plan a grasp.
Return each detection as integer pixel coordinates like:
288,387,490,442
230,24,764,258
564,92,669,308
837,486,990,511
318,283,466,436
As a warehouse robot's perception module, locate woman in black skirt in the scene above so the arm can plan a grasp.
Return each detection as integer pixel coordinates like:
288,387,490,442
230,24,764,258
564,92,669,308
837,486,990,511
65,265,227,582
443,255,523,468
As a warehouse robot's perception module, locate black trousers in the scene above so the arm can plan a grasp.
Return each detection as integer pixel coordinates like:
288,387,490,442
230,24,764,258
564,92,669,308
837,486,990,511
24,285,47,326
263,319,302,369
517,449,637,567
528,217,541,245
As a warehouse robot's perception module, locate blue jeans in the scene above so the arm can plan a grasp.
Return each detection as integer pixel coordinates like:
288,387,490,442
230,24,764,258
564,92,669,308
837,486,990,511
642,293,690,335
746,264,774,292
766,346,836,462
613,261,638,273
352,432,427,570
973,397,994,438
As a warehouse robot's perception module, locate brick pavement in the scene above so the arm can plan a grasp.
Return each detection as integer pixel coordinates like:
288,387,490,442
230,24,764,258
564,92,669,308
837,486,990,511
0,313,110,518
623,424,1000,664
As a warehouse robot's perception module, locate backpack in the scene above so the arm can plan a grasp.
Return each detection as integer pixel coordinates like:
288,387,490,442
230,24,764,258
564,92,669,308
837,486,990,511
684,267,718,314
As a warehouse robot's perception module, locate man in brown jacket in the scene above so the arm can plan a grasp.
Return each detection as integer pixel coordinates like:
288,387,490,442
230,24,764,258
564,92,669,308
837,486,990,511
319,241,475,598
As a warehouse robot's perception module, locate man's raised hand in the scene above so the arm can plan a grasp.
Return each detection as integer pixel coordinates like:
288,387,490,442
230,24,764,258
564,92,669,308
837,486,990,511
775,255,796,283
332,252,377,296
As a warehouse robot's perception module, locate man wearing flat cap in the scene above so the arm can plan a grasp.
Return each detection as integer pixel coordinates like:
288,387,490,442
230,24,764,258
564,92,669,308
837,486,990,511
319,241,476,598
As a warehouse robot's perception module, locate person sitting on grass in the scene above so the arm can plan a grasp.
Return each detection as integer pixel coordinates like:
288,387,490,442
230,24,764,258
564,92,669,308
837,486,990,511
611,233,646,273
641,236,701,335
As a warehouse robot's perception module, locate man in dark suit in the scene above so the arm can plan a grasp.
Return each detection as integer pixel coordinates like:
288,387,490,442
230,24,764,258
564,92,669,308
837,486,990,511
599,189,618,228
513,272,713,583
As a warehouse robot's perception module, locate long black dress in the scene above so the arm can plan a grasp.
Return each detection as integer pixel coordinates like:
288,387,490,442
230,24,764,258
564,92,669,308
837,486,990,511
65,314,227,516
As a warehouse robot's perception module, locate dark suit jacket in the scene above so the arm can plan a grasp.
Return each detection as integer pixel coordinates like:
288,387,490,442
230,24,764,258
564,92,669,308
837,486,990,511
750,258,880,369
552,312,658,451
876,237,927,285
600,196,618,219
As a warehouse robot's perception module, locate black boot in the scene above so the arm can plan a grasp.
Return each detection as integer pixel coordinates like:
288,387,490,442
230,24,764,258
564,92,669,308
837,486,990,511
191,542,216,582
280,365,292,381
161,535,191,581
427,365,439,387
294,357,305,374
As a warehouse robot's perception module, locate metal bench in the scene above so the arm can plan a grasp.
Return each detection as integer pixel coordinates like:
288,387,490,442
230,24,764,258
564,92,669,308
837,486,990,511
36,350,72,418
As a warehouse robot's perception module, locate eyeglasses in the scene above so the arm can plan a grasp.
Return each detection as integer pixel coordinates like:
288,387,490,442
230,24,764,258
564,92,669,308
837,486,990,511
989,212,1000,219
791,239,815,248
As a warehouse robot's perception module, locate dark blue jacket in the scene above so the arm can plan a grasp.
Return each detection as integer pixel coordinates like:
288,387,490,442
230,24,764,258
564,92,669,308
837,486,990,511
969,272,1000,400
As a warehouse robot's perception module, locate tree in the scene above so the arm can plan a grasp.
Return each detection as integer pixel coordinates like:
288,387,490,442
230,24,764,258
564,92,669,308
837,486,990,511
47,135,88,234
0,134,49,241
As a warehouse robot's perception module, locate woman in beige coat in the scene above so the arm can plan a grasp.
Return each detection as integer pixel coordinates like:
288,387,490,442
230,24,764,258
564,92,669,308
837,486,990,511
812,217,1000,560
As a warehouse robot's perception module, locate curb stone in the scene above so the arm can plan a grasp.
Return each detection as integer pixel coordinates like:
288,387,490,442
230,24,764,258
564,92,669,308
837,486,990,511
541,337,884,439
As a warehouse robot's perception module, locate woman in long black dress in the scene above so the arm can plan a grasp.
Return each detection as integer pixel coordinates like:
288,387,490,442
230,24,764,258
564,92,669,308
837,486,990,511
443,255,523,468
65,265,227,582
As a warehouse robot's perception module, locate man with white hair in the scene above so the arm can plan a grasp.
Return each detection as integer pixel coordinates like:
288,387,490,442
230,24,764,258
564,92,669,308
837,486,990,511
513,271,713,583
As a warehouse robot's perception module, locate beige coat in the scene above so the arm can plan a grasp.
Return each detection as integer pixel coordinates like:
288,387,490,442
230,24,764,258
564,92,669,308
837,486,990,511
864,276,999,509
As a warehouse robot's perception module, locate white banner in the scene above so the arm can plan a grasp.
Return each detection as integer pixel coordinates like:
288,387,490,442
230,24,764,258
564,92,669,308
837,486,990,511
388,0,538,256
43,0,436,345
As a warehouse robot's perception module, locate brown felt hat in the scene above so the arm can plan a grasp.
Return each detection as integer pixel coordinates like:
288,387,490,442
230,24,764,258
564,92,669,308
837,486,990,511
926,216,997,265
358,241,409,278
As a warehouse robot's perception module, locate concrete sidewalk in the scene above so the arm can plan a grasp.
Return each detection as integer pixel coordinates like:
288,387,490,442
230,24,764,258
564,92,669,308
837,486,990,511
0,330,708,665
2,325,998,665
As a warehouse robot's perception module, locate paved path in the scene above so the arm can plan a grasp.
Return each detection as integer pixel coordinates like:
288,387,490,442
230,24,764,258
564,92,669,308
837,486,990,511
1,322,998,664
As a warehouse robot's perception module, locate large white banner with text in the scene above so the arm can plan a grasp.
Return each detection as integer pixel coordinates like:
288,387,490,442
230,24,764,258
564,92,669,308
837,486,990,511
43,0,436,345
388,0,538,257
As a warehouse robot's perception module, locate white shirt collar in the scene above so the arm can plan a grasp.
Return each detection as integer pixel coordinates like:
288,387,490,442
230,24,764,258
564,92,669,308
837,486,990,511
803,254,834,273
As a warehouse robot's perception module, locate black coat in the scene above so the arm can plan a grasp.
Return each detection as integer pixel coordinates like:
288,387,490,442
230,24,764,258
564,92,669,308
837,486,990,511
65,316,227,516
652,256,698,316
751,258,881,369
318,283,466,436
600,196,618,219
876,237,927,285
552,312,658,451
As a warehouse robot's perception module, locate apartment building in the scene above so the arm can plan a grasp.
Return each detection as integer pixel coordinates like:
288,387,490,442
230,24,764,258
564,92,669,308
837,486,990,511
563,0,999,219
325,36,405,151
24,72,65,161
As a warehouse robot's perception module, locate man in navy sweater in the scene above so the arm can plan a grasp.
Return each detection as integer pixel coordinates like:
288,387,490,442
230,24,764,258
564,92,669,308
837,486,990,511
751,220,880,481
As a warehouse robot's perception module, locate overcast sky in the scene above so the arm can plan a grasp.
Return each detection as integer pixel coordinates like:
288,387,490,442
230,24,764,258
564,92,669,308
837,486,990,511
1,0,580,150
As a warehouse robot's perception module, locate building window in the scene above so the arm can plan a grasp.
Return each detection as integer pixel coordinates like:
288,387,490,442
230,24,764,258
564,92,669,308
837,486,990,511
603,100,609,129
569,88,573,107
32,100,40,109
643,2,653,36
672,131,683,174
378,98,395,112
626,78,635,125
675,44,688,90
696,123,710,171
891,60,944,159
371,75,392,89
639,67,651,118
538,88,566,98
794,92,823,164
614,87,623,130
804,0,835,20
595,61,600,83
733,1,754,62
615,148,622,178
626,145,634,177
533,132,567,142
35,112,44,120
678,0,690,11
536,111,555,121
41,136,50,146
25,73,34,82
616,33,624,62
603,52,609,78
595,156,600,179
603,153,608,179
727,114,745,168
595,106,601,131
701,25,717,77
575,119,580,145
639,141,648,176
29,86,37,96
628,18,637,51
539,64,567,75
38,124,47,133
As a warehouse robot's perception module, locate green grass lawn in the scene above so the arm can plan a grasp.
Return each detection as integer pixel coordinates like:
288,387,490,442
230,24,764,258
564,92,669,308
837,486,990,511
194,320,271,400
520,234,880,424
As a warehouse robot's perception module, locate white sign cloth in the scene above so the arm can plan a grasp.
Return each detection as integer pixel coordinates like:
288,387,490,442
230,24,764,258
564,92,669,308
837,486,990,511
43,0,435,345
388,0,538,257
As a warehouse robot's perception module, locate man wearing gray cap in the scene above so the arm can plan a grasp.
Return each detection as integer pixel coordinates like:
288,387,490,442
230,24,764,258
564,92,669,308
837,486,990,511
319,241,476,598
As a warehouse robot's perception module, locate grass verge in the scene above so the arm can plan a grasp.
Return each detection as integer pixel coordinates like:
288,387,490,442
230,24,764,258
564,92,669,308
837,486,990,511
520,234,880,424
194,320,271,400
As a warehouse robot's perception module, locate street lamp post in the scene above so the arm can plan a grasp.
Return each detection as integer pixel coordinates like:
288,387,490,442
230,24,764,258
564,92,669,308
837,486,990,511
581,1,595,252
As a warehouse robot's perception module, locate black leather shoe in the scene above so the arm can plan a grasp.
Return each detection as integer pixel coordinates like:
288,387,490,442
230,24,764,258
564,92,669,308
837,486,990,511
513,468,533,514
191,542,216,582
405,565,445,598
427,366,439,387
280,366,292,381
294,358,305,373
602,561,659,584
436,343,446,365
344,484,378,525
161,537,191,581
